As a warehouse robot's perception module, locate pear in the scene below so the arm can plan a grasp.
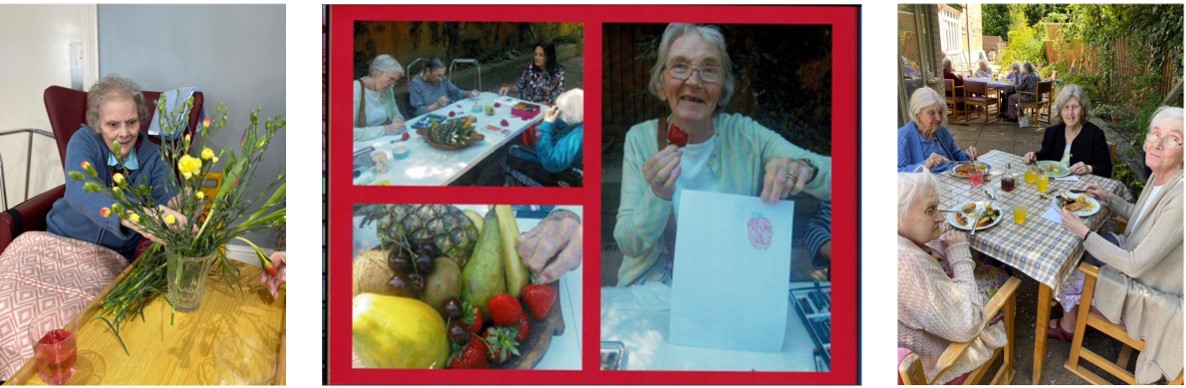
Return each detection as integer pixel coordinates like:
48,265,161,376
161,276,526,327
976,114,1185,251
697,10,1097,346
461,209,506,316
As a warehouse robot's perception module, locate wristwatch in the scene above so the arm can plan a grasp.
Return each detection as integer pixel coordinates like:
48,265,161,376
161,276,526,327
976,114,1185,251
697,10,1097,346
800,158,819,184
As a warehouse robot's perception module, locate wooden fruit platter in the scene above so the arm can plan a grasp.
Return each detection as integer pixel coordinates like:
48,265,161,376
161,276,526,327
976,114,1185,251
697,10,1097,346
500,281,564,369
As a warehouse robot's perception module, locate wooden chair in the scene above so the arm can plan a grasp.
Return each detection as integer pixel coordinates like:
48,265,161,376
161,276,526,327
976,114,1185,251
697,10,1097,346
899,276,1022,385
963,80,1000,124
944,79,967,124
1019,80,1054,127
1064,262,1185,385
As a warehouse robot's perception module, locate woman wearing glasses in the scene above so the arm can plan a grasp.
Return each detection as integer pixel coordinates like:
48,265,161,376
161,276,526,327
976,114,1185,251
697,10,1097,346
613,23,831,286
1048,107,1183,361
353,54,407,141
1021,84,1112,177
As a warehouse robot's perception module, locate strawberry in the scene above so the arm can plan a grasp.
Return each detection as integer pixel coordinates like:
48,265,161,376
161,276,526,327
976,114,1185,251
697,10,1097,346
448,111,456,117
500,119,509,127
521,283,557,320
494,102,502,108
448,337,489,369
667,123,689,147
515,312,530,343
461,301,483,334
400,132,410,141
483,326,521,363
488,293,522,326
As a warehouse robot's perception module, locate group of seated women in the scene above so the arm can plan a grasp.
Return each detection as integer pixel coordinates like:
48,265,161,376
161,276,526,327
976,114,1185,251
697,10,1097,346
897,78,1183,382
352,41,584,179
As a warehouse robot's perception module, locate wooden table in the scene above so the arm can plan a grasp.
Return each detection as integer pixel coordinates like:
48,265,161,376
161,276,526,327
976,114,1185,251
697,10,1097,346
7,260,286,385
935,150,1132,384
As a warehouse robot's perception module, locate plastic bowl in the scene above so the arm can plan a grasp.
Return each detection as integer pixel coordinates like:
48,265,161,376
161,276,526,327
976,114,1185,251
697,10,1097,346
392,145,409,160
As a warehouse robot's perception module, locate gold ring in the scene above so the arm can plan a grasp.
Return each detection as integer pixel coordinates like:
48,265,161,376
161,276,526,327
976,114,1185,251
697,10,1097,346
785,171,798,186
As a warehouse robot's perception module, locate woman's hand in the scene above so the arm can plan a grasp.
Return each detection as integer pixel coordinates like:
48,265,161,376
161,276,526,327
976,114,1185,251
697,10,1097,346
383,120,406,135
121,205,191,244
435,96,450,110
1058,207,1091,239
517,210,582,284
941,230,967,248
498,86,512,96
1070,161,1092,175
966,146,979,160
761,157,815,203
1084,183,1109,203
543,106,561,123
1023,151,1037,164
260,251,286,299
925,152,950,169
642,145,682,200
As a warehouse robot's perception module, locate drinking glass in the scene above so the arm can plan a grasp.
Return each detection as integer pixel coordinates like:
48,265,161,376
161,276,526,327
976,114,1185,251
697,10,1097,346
1024,167,1038,185
218,334,276,385
1013,204,1027,224
1036,172,1050,194
27,309,80,385
968,168,985,188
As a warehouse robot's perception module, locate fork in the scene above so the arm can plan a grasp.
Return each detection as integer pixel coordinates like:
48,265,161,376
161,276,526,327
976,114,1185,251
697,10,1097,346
970,210,983,236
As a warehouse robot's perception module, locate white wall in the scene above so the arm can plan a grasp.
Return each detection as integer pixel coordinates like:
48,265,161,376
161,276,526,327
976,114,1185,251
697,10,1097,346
98,4,286,248
0,5,98,210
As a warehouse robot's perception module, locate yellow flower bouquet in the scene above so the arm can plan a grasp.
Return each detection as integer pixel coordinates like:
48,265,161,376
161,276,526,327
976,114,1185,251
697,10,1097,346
70,94,285,351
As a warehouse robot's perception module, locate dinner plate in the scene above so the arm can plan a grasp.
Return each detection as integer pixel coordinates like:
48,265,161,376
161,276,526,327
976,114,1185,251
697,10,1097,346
946,201,1004,231
1052,194,1101,217
949,161,992,178
1036,160,1072,178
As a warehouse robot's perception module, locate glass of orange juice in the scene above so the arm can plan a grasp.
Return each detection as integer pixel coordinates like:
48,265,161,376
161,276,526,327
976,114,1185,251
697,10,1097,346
1024,166,1038,185
1013,203,1027,224
1036,171,1049,194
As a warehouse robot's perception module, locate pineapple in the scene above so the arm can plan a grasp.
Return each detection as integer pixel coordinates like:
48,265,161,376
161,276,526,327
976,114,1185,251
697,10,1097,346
356,204,479,267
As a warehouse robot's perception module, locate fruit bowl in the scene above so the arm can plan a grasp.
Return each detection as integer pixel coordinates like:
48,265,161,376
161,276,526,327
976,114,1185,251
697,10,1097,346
415,128,484,151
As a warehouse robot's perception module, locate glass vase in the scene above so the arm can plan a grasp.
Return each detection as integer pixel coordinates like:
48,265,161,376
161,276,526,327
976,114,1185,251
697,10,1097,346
167,251,217,313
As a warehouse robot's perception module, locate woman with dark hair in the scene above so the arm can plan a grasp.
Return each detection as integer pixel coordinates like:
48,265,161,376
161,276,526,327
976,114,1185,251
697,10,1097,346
499,41,567,105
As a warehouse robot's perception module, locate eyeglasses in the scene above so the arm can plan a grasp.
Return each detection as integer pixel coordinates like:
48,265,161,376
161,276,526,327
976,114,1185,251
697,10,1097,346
1146,133,1184,149
666,62,723,83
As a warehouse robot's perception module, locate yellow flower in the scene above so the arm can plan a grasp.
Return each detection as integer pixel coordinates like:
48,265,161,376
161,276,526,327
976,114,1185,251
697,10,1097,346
129,213,141,223
201,147,216,161
196,191,205,200
112,173,125,185
165,214,176,225
178,155,203,179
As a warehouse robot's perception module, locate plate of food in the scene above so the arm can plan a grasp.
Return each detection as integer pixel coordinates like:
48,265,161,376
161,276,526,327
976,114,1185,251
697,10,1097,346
1053,192,1100,217
950,161,991,178
1036,161,1072,178
946,201,1003,231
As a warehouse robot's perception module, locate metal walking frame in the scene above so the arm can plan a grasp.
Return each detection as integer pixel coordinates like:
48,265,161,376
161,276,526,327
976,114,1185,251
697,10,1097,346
0,128,54,210
449,58,482,91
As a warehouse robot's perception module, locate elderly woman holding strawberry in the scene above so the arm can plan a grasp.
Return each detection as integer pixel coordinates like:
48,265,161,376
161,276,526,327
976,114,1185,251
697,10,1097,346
614,24,831,286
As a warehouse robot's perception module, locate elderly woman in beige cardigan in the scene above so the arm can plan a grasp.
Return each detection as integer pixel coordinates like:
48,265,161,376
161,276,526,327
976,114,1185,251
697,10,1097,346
1052,106,1183,382
897,171,1007,384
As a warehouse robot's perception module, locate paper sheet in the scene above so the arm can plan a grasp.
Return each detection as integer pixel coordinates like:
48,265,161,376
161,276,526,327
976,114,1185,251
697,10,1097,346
668,190,794,352
1042,205,1061,223
1055,175,1080,182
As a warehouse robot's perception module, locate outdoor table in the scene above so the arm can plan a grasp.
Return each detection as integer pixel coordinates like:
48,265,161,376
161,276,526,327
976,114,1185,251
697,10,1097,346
935,150,1132,383
7,259,286,385
599,281,821,371
352,92,545,186
967,77,1015,95
351,205,582,369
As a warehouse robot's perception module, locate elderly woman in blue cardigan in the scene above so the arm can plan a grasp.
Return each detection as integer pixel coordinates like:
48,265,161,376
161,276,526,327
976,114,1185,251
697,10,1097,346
898,87,979,173
535,88,584,172
47,74,184,261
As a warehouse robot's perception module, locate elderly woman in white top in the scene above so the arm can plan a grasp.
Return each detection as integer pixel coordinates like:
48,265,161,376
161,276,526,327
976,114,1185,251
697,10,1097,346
897,171,1007,384
974,58,993,78
353,54,407,141
1048,107,1184,382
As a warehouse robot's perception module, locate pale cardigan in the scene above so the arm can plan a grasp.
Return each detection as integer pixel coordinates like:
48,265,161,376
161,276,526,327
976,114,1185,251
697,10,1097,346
1086,169,1183,383
898,235,1007,384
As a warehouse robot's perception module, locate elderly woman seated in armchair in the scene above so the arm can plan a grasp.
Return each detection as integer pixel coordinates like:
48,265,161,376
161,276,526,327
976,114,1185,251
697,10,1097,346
0,74,187,379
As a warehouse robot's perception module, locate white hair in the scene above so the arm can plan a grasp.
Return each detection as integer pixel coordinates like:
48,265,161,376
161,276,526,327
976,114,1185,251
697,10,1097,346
908,87,947,126
556,88,583,125
647,23,736,113
1051,84,1091,125
898,169,941,231
370,54,403,77
1146,106,1185,155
